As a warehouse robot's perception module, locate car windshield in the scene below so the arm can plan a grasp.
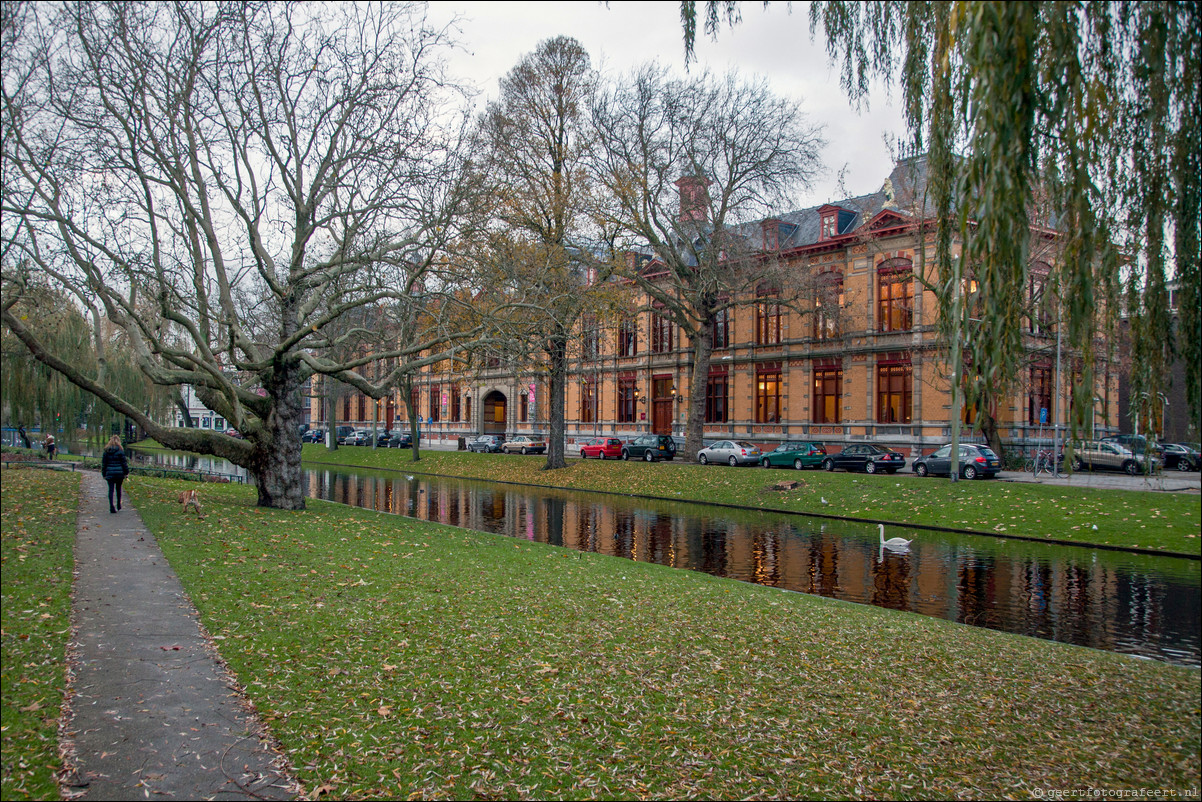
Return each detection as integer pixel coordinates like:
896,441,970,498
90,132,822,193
735,442,756,449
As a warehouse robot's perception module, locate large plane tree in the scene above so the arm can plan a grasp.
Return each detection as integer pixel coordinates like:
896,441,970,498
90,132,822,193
591,66,824,459
1,2,483,508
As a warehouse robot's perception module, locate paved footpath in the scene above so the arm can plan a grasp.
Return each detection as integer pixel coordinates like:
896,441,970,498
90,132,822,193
65,470,297,800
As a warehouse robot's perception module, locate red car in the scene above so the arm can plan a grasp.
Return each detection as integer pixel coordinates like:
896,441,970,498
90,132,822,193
579,436,623,460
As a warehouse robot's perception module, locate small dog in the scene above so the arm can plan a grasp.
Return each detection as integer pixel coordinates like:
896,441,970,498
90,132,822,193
178,489,206,519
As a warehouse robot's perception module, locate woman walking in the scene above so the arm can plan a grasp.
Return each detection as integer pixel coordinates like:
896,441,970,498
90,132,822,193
101,435,130,513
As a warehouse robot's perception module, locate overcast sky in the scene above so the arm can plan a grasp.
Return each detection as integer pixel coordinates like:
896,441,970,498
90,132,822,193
425,0,908,213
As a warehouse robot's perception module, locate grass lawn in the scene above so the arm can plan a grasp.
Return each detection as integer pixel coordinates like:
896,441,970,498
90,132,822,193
126,477,1199,800
285,445,1202,556
0,468,79,800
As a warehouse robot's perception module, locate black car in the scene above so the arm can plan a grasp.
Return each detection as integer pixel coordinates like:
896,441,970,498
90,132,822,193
374,431,392,447
912,443,1001,479
621,434,678,462
301,428,326,444
387,432,413,449
468,435,504,453
821,443,906,474
1161,443,1199,471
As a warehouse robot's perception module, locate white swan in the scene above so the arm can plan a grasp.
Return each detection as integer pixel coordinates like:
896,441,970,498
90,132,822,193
879,524,913,549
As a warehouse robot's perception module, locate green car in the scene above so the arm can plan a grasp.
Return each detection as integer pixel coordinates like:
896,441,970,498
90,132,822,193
760,441,827,470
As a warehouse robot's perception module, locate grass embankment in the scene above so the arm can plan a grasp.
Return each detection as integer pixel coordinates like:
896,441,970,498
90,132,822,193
126,477,1199,800
288,445,1202,555
0,468,79,800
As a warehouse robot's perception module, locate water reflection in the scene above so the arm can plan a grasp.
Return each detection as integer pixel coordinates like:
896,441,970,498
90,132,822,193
126,448,250,480
305,467,1200,667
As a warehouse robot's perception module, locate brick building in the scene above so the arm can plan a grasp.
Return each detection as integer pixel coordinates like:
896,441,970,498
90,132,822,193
317,155,1118,458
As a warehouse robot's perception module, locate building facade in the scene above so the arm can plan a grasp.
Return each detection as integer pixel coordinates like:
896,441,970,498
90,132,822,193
316,156,1118,457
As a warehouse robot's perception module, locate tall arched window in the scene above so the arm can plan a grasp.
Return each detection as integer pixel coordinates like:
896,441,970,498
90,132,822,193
877,258,913,332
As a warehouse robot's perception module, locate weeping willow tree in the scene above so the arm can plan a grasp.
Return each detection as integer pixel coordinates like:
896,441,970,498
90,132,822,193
1,280,165,450
680,0,1202,442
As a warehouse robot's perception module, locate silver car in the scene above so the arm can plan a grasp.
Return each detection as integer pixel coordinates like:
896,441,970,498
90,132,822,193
697,440,762,466
1070,440,1160,475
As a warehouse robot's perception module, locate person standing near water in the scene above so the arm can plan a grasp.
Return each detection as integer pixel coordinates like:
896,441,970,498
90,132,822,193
101,435,130,513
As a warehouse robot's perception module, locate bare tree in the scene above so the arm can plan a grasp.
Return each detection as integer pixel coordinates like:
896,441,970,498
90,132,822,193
473,36,611,469
591,66,825,459
2,2,484,508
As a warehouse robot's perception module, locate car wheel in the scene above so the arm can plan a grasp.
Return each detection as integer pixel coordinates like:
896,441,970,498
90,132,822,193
729,456,738,467
762,458,771,469
580,451,588,459
520,447,528,455
1176,460,1191,472
963,465,978,480
915,463,929,477
823,459,834,472
1072,456,1084,472
644,451,653,462
1124,460,1139,476
699,454,709,465
794,458,804,470
622,451,630,461
866,461,877,474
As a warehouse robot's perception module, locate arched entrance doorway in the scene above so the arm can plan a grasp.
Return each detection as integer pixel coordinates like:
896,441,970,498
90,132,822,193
483,391,507,434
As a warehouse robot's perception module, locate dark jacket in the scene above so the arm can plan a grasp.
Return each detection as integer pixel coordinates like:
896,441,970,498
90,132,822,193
101,446,129,481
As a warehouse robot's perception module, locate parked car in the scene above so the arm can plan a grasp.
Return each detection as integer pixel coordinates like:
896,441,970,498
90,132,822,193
502,435,547,455
301,428,326,444
621,434,678,462
468,435,504,453
1161,443,1200,471
374,431,392,447
340,429,371,446
760,441,827,470
579,437,623,460
387,431,413,449
1070,440,1160,475
224,428,243,439
912,443,1001,479
334,425,355,443
697,440,763,466
1101,434,1164,458
822,443,906,474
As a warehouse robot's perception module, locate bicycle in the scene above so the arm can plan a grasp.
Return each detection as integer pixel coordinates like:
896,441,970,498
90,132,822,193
1023,448,1065,478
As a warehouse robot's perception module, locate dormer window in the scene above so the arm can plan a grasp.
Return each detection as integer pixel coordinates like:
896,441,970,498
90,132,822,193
821,213,838,239
762,218,782,251
818,204,845,240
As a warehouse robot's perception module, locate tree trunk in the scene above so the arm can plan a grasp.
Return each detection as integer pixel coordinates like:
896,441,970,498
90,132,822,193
325,384,339,451
543,332,568,470
979,407,1005,465
402,377,421,462
683,321,714,462
249,365,307,510
174,391,195,427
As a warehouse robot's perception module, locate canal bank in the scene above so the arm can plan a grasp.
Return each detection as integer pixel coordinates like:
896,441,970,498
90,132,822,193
299,443,1202,555
121,442,1201,556
117,447,1202,664
303,454,1202,559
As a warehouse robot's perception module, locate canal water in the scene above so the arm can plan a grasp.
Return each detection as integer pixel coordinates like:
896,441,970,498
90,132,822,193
127,449,1201,667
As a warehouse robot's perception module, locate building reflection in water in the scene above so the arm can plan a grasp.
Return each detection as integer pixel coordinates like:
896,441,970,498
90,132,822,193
303,468,1199,666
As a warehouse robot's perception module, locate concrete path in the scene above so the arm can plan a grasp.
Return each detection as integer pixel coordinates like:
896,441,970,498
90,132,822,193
64,470,297,801
996,469,1201,492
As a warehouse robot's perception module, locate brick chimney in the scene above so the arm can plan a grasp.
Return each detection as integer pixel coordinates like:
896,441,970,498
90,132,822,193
675,174,711,224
